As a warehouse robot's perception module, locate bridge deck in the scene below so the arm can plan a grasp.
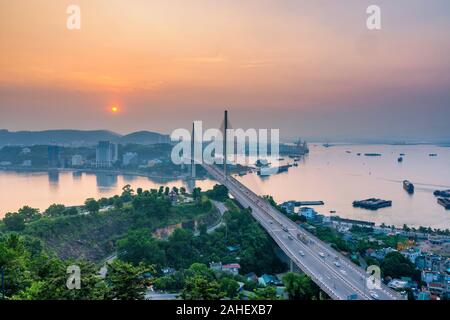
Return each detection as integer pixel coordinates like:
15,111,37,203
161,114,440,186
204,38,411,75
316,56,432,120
201,163,403,300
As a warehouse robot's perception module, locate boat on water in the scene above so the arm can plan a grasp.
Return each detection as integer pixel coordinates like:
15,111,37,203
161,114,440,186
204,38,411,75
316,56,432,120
434,190,450,197
398,157,403,162
364,153,382,157
403,180,414,194
437,198,450,210
257,164,290,176
255,159,270,167
429,153,438,157
353,198,392,210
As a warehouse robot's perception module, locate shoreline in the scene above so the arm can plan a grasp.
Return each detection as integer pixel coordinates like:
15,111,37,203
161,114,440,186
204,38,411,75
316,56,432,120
0,166,189,181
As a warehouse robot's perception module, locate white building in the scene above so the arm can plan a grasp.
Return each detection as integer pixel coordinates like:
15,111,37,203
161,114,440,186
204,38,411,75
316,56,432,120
71,154,84,167
21,147,31,154
96,141,118,168
122,152,138,166
22,160,32,167
147,159,162,167
299,207,317,220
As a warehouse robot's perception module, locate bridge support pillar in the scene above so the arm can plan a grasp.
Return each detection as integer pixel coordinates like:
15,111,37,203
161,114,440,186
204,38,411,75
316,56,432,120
191,122,196,178
223,110,228,179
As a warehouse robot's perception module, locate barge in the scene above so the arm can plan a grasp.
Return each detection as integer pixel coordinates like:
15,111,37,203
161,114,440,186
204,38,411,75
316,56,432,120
353,198,392,210
437,198,450,210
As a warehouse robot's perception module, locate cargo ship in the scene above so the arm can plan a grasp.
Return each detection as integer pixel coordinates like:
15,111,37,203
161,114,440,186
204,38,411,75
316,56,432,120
437,198,450,210
403,180,414,194
434,190,450,197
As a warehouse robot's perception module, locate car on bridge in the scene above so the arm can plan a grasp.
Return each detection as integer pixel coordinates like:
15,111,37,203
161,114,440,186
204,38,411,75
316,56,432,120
370,292,380,300
299,250,305,256
319,252,325,258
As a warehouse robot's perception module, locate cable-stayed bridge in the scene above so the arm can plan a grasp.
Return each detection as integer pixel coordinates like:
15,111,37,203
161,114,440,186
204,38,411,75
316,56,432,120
190,111,404,300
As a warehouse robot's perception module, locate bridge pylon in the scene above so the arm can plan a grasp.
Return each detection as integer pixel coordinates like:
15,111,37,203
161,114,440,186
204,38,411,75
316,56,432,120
223,110,228,179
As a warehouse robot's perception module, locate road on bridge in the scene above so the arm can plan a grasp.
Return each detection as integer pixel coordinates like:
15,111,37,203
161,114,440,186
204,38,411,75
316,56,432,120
201,163,403,301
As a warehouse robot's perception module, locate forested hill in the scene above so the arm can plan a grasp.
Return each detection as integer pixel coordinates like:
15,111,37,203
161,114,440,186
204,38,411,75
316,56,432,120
0,129,170,146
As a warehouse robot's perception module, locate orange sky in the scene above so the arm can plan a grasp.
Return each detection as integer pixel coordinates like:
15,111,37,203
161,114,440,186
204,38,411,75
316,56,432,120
1,0,449,140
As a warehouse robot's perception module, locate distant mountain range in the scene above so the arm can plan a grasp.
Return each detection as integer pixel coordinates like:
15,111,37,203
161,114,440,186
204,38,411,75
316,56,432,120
0,129,171,147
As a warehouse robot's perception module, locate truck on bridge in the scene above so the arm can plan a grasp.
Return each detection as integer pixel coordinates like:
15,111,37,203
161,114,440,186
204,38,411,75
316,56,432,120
297,233,309,244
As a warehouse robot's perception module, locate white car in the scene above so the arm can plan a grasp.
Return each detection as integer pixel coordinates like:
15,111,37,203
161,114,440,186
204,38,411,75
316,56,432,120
370,292,380,300
334,261,341,268
319,252,325,258
299,250,305,257
340,269,347,275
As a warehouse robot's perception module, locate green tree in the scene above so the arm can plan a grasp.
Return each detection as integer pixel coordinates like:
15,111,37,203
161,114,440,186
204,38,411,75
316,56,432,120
0,234,31,297
253,286,278,300
44,204,66,217
192,187,202,201
3,212,25,231
219,277,239,298
84,198,100,214
282,272,320,300
180,275,224,300
113,197,124,209
165,229,199,269
121,184,134,202
13,258,109,300
18,206,40,222
117,229,165,266
106,260,152,300
381,252,419,281
206,184,229,201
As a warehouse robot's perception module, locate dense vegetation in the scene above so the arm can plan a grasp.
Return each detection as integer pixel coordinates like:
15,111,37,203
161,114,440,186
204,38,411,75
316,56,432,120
118,199,287,275
1,184,327,300
0,185,216,261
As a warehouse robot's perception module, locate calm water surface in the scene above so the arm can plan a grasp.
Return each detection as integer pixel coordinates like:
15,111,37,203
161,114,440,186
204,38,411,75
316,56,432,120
1,144,449,229
236,144,450,229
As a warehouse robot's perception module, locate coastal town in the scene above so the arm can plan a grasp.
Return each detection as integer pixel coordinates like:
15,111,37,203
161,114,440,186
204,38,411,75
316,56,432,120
278,200,450,300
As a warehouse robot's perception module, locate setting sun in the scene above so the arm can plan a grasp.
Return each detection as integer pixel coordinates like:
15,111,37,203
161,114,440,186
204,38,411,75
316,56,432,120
111,106,119,113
